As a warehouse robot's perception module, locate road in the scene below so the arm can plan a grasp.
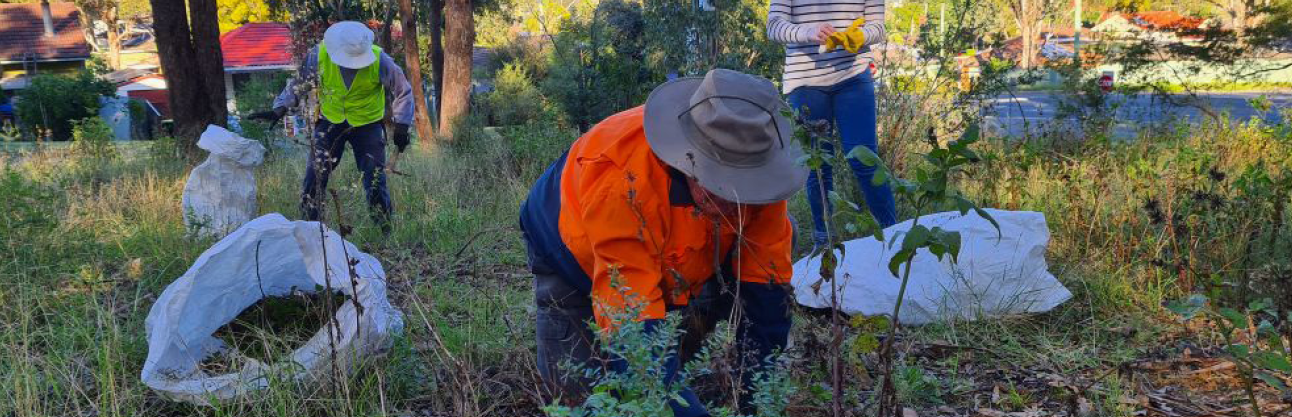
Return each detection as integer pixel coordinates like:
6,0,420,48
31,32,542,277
982,91,1292,139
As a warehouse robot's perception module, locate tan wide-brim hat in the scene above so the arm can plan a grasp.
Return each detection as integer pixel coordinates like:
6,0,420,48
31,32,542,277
644,69,808,204
323,21,377,69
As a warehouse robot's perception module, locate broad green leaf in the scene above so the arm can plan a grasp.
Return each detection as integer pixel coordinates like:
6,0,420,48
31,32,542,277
1255,351,1292,373
972,206,1002,238
1219,308,1249,328
848,145,882,167
889,250,913,277
871,168,889,186
902,225,933,252
1257,371,1290,392
1228,344,1251,359
1165,294,1208,320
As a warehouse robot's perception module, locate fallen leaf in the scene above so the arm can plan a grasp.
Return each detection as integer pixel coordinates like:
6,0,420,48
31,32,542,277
905,407,919,417
978,409,1009,417
1076,396,1094,417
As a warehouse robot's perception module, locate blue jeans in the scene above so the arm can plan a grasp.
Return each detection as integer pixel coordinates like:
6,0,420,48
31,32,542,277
788,71,897,244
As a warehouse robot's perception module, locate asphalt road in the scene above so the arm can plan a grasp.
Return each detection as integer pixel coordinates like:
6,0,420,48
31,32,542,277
982,91,1292,139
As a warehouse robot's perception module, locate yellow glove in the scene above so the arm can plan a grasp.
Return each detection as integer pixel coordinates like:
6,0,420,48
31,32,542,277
821,18,867,54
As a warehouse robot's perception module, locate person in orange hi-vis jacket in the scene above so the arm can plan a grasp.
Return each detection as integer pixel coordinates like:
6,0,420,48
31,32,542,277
519,69,808,416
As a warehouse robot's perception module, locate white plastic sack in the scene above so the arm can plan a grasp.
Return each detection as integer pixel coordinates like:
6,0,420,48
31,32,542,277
182,125,266,238
791,209,1071,325
142,213,404,405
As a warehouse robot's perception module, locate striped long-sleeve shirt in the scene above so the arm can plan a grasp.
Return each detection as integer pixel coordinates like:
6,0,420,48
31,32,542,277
766,0,886,93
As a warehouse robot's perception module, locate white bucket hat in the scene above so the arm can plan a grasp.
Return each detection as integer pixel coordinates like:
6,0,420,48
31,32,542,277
322,21,377,69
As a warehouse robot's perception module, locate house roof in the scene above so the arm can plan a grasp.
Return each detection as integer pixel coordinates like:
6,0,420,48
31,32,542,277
1100,11,1204,32
220,23,294,70
0,2,92,64
128,89,170,119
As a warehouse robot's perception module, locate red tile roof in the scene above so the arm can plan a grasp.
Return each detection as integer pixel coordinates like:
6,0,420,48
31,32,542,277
1101,11,1205,31
0,2,92,63
128,89,170,119
220,23,294,69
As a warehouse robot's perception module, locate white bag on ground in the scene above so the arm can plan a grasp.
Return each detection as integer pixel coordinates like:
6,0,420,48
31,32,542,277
791,209,1071,325
182,125,266,237
142,213,404,405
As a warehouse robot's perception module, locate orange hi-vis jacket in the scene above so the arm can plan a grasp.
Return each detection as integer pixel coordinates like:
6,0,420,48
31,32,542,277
519,106,796,329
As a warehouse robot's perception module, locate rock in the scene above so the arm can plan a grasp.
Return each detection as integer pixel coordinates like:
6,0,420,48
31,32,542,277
791,209,1072,325
181,125,266,238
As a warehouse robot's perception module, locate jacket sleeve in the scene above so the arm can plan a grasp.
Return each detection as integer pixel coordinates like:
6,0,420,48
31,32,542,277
577,165,671,331
378,52,416,125
735,202,795,285
766,0,814,45
273,46,318,111
861,0,887,48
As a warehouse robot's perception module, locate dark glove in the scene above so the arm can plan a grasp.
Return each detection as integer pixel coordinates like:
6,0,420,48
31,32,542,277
392,123,411,153
246,107,286,122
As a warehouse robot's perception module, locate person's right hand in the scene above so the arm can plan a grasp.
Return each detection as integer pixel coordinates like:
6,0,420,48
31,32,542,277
811,22,837,44
246,107,286,122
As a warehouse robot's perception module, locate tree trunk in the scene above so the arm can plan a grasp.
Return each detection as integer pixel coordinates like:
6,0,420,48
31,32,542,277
430,0,445,130
439,0,473,139
400,0,435,146
149,0,227,150
106,5,120,69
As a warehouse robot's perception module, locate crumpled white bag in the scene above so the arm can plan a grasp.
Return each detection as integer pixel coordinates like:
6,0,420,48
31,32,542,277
182,125,266,238
142,213,404,405
791,209,1071,325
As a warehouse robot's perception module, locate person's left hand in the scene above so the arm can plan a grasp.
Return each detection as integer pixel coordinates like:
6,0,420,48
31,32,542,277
392,124,410,153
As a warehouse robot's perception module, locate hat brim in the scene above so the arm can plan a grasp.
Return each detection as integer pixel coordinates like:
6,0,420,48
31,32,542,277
643,77,808,205
322,37,378,69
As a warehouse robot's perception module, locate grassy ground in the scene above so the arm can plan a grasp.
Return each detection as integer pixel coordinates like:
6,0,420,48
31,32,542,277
1,109,1290,416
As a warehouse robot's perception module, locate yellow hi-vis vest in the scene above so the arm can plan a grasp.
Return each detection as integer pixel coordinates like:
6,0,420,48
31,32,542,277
318,44,385,127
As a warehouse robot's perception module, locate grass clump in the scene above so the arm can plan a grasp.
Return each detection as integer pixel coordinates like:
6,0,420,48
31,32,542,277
203,289,350,372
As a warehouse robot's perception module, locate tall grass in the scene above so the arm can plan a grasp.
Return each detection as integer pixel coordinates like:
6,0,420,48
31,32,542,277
1,104,1289,415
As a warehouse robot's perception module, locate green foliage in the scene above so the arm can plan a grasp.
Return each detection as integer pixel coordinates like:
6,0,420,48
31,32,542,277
234,72,290,143
500,121,578,180
485,63,546,126
1169,295,1292,417
69,117,117,160
542,0,654,131
542,297,794,417
14,71,115,141
642,0,783,80
218,0,286,33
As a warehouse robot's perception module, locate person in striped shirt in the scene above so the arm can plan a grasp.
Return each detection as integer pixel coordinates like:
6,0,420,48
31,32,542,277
767,0,899,246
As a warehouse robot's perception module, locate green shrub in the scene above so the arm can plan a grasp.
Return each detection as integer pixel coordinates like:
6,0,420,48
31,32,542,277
14,71,115,141
234,72,290,144
69,117,117,160
500,121,578,181
488,36,550,80
486,63,546,126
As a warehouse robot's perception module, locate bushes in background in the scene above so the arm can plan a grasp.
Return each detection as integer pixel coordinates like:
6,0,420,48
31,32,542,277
14,71,115,141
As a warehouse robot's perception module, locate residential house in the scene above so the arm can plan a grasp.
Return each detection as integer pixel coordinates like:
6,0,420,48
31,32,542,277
0,2,92,91
219,22,295,112
1093,11,1206,44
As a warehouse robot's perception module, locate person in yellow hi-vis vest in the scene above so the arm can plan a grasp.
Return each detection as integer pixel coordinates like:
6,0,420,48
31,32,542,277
247,21,414,233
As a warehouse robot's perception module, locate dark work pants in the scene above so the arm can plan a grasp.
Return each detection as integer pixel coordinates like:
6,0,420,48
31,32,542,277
301,119,392,224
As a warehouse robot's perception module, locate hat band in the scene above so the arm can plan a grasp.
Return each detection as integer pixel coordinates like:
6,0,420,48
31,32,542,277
677,95,787,150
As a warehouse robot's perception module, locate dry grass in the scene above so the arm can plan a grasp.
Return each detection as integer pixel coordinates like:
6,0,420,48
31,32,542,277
1,106,1289,416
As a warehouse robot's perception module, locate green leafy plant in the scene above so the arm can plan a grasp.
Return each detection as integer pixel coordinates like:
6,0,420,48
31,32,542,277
486,63,547,126
14,71,115,141
1169,295,1292,417
69,117,117,160
851,124,999,416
